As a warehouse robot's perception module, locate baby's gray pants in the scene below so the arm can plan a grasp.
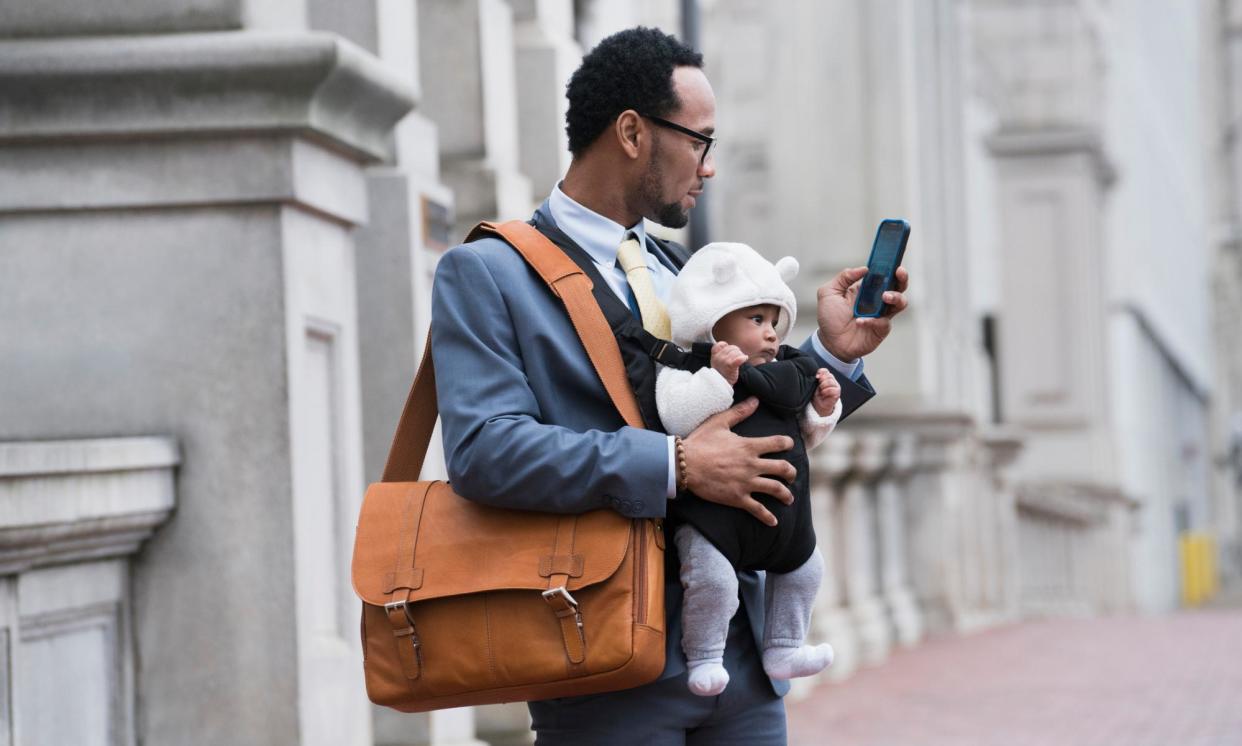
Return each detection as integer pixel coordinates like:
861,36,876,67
673,524,824,660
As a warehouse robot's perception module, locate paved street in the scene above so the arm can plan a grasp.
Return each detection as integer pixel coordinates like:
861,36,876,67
787,608,1242,746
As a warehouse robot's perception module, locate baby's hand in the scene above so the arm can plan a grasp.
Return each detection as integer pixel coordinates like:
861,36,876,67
812,369,841,417
710,341,747,385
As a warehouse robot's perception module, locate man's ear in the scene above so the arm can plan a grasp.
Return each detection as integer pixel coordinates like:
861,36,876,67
615,110,643,160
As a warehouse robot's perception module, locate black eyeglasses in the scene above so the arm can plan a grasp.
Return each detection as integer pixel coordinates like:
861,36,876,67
640,114,716,166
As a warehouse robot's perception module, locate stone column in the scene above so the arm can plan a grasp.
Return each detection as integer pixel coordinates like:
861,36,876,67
0,20,414,745
418,0,534,241
427,710,489,746
878,434,924,647
969,0,1117,483
512,0,581,200
0,437,178,746
841,434,893,666
1209,0,1242,593
981,429,1024,620
954,443,991,629
905,416,975,634
475,702,535,746
808,433,861,682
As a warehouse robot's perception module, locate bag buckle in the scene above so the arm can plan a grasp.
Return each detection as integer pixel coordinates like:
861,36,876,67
542,586,584,632
384,600,423,666
542,586,586,655
541,586,578,608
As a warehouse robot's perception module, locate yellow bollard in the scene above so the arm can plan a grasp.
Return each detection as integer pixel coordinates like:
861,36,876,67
1205,534,1218,599
1180,533,1203,607
1181,532,1221,607
1197,534,1209,604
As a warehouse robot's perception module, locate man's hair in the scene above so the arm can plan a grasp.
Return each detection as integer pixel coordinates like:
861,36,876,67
565,27,703,156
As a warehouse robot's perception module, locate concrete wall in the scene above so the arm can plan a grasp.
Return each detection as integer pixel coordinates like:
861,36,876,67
0,11,414,744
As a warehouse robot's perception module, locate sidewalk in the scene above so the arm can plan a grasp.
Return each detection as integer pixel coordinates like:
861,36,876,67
787,608,1242,746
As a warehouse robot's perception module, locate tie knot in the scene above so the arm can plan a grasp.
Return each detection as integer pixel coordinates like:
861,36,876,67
616,236,646,273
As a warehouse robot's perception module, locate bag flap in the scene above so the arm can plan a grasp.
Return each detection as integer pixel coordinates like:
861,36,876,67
352,480,634,606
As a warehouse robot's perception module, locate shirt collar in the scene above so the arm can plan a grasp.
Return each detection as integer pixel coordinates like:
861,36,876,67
549,183,650,268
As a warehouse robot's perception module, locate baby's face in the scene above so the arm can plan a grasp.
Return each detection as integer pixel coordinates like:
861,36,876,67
712,304,782,365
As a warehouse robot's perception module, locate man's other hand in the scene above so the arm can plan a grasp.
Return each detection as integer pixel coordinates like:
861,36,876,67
681,397,795,527
815,265,910,362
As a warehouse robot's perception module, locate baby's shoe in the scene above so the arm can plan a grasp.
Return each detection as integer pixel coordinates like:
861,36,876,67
762,643,834,680
686,658,730,696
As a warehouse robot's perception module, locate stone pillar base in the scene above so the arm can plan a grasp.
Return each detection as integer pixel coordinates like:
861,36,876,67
884,587,924,648
815,605,860,682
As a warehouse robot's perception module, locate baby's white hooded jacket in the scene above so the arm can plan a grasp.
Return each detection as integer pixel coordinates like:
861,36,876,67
655,241,840,444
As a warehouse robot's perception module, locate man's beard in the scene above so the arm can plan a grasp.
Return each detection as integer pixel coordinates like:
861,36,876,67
640,144,690,229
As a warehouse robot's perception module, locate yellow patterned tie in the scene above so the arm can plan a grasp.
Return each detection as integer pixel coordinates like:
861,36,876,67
616,235,671,339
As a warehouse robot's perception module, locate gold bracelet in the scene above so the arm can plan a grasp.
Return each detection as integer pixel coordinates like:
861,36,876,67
674,436,689,493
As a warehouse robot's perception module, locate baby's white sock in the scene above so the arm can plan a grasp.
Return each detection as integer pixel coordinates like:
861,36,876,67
761,643,834,680
686,657,730,696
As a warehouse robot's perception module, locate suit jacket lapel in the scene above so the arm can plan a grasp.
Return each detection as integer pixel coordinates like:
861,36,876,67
530,203,637,323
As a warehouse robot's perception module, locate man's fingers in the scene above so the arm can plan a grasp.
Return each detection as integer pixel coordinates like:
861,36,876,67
751,477,794,506
854,316,892,335
881,290,908,316
741,497,778,527
755,455,797,484
830,266,869,295
711,397,759,428
750,434,795,455
893,267,910,293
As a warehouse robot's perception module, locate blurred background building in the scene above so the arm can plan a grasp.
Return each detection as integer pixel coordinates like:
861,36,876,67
2,0,1240,744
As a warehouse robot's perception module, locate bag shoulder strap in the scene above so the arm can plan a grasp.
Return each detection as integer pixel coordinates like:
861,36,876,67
380,220,646,483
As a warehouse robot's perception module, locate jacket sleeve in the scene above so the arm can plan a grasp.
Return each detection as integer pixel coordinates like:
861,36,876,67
655,364,736,438
799,398,842,450
430,244,669,518
799,336,875,421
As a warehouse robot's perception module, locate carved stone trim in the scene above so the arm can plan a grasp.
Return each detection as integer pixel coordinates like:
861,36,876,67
0,31,416,162
1014,480,1135,525
0,437,178,574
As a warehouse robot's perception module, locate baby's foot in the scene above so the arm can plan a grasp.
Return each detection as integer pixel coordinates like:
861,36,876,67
686,658,730,696
762,643,834,680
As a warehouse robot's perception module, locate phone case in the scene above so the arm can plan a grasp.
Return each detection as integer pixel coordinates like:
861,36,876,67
853,219,911,318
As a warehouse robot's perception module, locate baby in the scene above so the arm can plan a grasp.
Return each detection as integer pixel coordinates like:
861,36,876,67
657,241,840,697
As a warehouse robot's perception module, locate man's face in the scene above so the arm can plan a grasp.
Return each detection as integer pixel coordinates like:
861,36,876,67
638,66,717,228
712,305,782,365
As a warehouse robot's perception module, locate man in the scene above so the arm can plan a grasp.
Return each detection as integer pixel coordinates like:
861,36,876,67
431,26,908,744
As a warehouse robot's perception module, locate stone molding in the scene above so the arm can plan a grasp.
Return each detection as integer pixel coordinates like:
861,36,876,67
1,136,370,223
980,427,1024,473
0,437,179,574
1014,480,1135,525
985,127,1117,187
0,31,416,162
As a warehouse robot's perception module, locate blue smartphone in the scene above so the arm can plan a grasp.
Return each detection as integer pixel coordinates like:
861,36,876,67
853,219,911,318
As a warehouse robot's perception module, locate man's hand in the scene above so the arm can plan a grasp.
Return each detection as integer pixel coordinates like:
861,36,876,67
811,369,840,417
710,341,747,385
681,397,796,527
815,266,910,362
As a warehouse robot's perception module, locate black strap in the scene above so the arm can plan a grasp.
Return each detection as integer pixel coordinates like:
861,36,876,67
529,212,702,374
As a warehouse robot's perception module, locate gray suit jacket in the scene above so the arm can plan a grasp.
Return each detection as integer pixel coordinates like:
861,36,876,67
430,202,875,690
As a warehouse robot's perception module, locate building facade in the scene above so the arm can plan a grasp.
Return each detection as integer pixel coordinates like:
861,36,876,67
1,1,1239,744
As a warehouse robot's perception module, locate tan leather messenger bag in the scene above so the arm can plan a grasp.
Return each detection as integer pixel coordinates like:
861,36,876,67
351,220,666,712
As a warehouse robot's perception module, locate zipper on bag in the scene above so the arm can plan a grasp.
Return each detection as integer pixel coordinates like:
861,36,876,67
635,520,648,625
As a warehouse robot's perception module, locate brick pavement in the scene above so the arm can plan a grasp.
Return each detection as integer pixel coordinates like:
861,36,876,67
787,609,1242,746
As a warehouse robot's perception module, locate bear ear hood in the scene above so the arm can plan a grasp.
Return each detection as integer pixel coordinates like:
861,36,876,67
712,254,738,285
776,256,799,284
666,242,799,348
